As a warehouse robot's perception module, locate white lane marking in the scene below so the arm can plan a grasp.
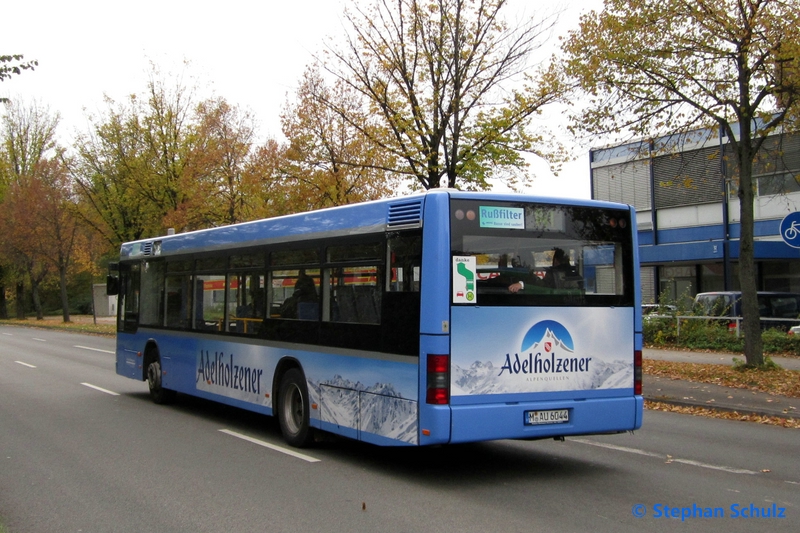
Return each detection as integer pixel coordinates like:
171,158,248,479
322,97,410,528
571,438,760,475
219,429,321,463
3,332,13,336
74,345,115,354
81,382,120,396
15,361,37,368
32,338,47,342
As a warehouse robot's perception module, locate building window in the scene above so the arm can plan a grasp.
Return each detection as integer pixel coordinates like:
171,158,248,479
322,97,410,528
653,146,724,208
592,159,651,210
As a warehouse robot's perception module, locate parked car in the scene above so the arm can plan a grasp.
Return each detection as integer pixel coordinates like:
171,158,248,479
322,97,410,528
642,303,677,316
693,291,800,331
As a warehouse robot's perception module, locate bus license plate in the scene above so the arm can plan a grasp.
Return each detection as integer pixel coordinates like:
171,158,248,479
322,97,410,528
525,409,569,425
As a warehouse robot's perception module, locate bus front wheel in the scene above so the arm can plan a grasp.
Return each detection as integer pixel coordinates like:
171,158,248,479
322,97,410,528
278,368,313,447
147,358,176,405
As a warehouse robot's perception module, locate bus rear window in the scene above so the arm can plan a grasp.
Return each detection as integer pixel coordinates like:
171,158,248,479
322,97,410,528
450,200,634,307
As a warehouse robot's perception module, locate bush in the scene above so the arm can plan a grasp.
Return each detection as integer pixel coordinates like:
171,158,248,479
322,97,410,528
643,316,677,346
762,328,800,356
643,314,800,355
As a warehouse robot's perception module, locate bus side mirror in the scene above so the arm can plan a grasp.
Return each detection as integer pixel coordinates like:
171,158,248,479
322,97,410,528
107,275,120,296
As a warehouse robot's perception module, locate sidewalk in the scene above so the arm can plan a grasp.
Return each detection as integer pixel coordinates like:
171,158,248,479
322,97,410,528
643,348,800,420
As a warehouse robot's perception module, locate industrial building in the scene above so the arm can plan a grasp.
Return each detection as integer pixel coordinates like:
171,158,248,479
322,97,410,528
590,127,800,306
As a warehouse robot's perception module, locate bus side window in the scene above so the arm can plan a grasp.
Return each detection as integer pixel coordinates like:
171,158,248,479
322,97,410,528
227,271,266,333
388,232,422,293
326,266,381,324
382,231,422,355
324,241,383,325
165,272,193,329
139,260,165,327
279,269,320,321
193,274,226,331
118,263,140,333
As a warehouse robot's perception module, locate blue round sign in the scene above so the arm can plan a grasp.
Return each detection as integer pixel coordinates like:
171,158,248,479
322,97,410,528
780,212,800,248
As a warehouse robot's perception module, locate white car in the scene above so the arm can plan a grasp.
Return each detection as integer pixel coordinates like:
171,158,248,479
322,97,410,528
642,304,676,316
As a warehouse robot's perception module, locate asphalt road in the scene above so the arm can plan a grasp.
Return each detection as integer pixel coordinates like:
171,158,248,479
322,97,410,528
1,326,798,533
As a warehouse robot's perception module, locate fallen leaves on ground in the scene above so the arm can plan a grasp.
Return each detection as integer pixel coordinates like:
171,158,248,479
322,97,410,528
646,400,800,428
0,317,116,336
644,360,800,398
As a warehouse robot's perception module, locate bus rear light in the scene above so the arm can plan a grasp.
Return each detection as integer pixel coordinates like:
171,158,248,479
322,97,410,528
634,349,642,396
426,354,450,405
427,354,449,373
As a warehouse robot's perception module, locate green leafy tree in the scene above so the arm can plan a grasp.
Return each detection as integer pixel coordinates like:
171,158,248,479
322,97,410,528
73,67,213,250
72,94,165,250
561,0,800,367
324,0,567,190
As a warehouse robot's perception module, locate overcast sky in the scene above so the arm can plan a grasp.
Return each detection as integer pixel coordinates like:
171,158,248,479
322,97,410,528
2,0,601,198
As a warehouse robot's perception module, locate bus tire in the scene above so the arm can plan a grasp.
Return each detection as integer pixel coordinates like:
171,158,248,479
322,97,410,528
147,358,177,405
278,368,313,447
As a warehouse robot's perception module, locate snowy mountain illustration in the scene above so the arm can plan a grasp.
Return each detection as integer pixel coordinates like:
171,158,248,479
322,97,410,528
532,327,574,354
452,357,632,395
452,324,632,395
309,375,418,444
521,320,574,352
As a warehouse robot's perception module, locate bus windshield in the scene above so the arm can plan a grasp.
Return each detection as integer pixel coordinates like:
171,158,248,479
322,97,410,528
450,200,635,307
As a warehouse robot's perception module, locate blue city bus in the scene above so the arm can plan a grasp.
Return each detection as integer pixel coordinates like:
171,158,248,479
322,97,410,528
109,190,643,447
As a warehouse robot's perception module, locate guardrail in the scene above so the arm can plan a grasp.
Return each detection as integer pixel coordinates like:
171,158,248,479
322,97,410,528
644,314,800,338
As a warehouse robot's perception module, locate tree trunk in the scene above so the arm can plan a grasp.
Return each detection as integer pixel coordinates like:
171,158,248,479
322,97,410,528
15,281,25,320
736,141,764,367
31,280,44,320
59,266,71,323
0,283,7,319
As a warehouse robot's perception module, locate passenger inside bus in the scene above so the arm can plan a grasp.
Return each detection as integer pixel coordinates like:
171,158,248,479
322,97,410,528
508,248,581,293
280,270,319,319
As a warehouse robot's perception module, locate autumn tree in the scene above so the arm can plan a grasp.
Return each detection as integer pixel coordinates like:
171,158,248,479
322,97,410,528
281,66,396,210
137,70,206,231
23,158,82,322
187,98,260,226
73,68,215,251
561,0,800,367
323,0,566,190
0,100,61,319
241,138,296,220
1,164,61,320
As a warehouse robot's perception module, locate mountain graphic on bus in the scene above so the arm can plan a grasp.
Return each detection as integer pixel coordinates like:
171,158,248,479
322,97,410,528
521,320,574,353
451,319,633,395
309,375,418,444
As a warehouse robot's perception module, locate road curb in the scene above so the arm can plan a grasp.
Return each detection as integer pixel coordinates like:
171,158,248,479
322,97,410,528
644,395,800,421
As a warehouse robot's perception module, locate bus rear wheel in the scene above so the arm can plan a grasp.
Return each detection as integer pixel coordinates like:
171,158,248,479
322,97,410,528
278,368,313,447
147,358,177,405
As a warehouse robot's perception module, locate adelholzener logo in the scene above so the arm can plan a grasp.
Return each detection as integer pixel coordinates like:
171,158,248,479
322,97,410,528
498,320,593,376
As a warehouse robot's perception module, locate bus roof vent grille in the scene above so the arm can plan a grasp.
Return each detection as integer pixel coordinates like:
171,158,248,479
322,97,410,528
141,242,154,256
388,200,423,228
